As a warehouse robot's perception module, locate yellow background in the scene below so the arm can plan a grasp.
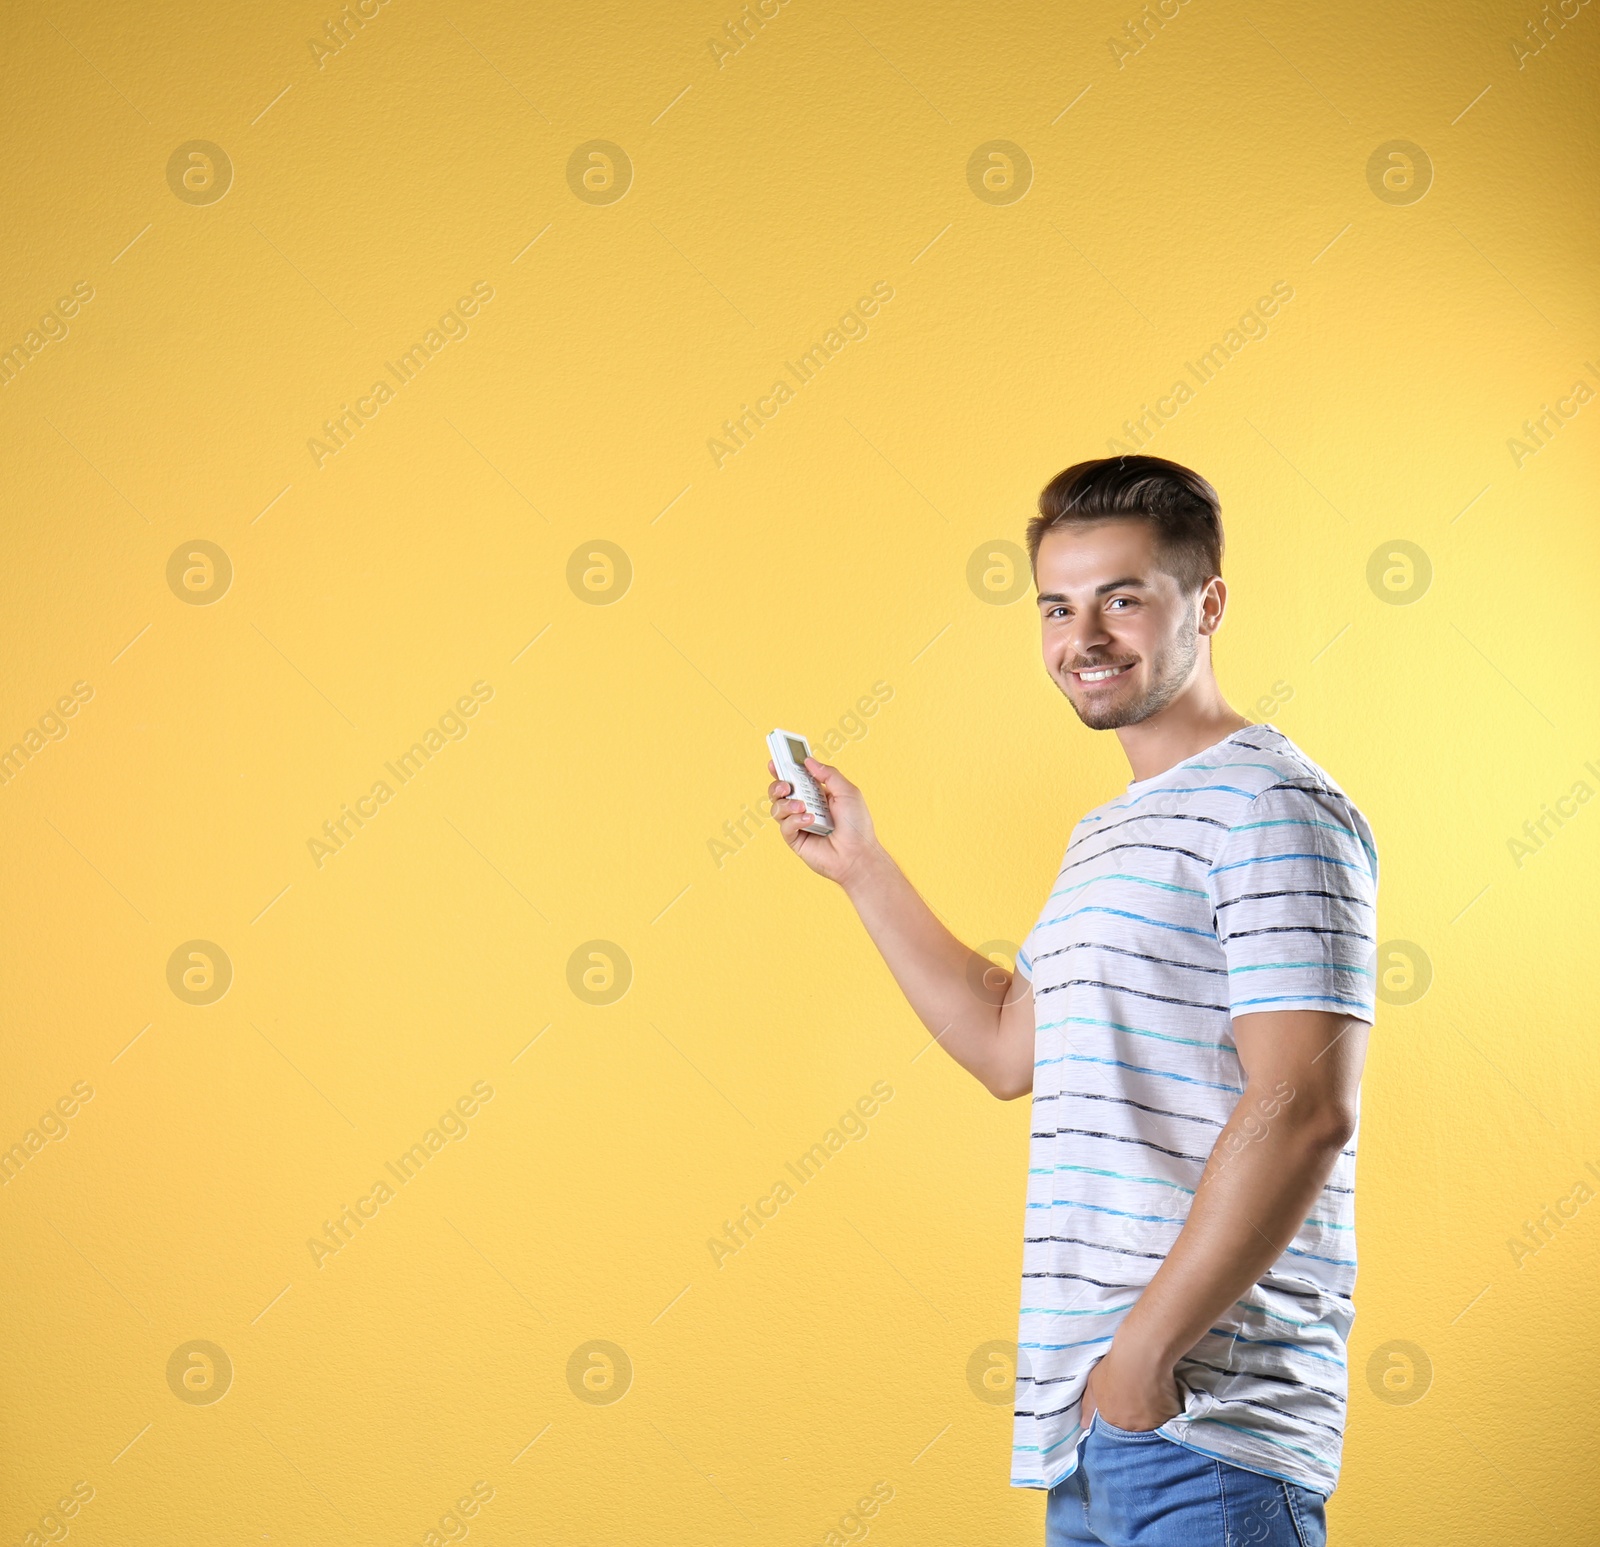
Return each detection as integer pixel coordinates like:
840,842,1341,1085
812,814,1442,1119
2,1,1596,1542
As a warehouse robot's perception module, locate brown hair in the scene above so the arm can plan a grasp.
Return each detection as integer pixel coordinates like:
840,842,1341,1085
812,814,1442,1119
1025,455,1223,594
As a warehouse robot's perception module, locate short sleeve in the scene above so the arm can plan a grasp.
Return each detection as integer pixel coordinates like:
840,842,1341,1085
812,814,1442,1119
1206,782,1378,1023
1013,941,1034,982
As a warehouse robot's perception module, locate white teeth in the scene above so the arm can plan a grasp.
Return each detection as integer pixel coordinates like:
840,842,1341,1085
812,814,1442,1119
1077,664,1129,682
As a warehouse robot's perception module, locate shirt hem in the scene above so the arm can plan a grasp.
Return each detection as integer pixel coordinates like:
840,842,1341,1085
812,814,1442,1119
1011,1425,1338,1499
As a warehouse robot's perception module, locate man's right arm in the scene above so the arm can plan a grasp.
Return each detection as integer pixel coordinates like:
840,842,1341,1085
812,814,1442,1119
768,755,1036,1101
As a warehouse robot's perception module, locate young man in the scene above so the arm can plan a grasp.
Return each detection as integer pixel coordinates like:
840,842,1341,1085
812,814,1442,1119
767,456,1377,1547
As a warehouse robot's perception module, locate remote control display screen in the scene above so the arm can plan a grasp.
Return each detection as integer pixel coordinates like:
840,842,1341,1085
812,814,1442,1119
786,738,807,764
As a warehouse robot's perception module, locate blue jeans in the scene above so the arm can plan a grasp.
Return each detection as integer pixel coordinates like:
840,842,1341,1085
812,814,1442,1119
1045,1414,1328,1546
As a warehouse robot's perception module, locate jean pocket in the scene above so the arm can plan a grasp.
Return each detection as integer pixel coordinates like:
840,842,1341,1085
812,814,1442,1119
1281,1481,1328,1547
1091,1412,1169,1441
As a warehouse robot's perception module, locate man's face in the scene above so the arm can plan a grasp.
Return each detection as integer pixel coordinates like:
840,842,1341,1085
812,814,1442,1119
1033,518,1211,731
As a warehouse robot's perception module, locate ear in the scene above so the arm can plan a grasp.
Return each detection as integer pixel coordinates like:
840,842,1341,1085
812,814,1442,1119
1196,575,1228,635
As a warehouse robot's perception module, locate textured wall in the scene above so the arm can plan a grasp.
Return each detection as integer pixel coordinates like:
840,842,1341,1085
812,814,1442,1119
1,2,1596,1543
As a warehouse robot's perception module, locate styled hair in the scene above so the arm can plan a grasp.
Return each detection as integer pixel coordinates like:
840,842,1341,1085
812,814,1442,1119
1025,455,1223,594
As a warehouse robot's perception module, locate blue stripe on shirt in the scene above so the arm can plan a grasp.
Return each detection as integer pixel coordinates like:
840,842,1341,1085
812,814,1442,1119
1210,851,1369,879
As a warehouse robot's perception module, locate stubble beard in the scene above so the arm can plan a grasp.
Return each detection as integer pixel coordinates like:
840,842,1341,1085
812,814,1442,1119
1063,613,1200,731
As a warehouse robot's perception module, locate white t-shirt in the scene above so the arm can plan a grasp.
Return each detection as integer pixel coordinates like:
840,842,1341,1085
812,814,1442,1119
1010,724,1378,1497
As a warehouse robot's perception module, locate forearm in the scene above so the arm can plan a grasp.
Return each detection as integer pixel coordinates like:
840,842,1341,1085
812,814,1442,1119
1113,1084,1351,1372
841,844,1022,1095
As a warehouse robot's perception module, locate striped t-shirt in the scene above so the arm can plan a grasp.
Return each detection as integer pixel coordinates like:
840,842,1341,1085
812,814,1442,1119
1009,723,1378,1498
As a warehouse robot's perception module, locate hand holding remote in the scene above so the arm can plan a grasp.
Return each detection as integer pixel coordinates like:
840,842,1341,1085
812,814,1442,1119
767,755,880,889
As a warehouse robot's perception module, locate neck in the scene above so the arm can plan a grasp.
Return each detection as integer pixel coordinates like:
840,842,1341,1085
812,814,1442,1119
1115,664,1252,783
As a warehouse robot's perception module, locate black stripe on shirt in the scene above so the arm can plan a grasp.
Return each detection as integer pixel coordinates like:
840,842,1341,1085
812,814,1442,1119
1218,923,1374,945
1033,1127,1212,1165
1183,1357,1345,1407
1032,1089,1226,1130
1035,977,1230,1013
1024,1232,1168,1262
1021,1269,1147,1291
1259,781,1353,803
1032,941,1229,977
1210,1393,1347,1440
1059,839,1215,874
1014,1397,1079,1420
1067,810,1232,852
1213,886,1374,912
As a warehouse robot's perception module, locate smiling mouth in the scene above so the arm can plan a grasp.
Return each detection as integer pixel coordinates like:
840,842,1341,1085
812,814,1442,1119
1070,662,1135,685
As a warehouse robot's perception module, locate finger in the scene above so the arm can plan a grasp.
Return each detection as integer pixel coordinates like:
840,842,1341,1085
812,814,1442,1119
768,779,791,801
804,756,853,794
776,809,817,844
776,794,822,826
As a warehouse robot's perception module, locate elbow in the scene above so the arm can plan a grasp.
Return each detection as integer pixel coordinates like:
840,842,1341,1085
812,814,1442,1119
1326,1107,1359,1150
1297,1100,1357,1153
986,1074,1033,1102
1253,1075,1357,1152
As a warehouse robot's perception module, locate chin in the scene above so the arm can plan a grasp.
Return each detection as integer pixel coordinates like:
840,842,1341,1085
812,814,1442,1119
1074,699,1144,731
1062,678,1155,731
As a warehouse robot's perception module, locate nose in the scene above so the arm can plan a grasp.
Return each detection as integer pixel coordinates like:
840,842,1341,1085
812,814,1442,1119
1063,608,1111,664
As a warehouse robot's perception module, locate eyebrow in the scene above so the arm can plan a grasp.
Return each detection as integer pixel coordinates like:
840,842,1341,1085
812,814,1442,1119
1035,576,1151,605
